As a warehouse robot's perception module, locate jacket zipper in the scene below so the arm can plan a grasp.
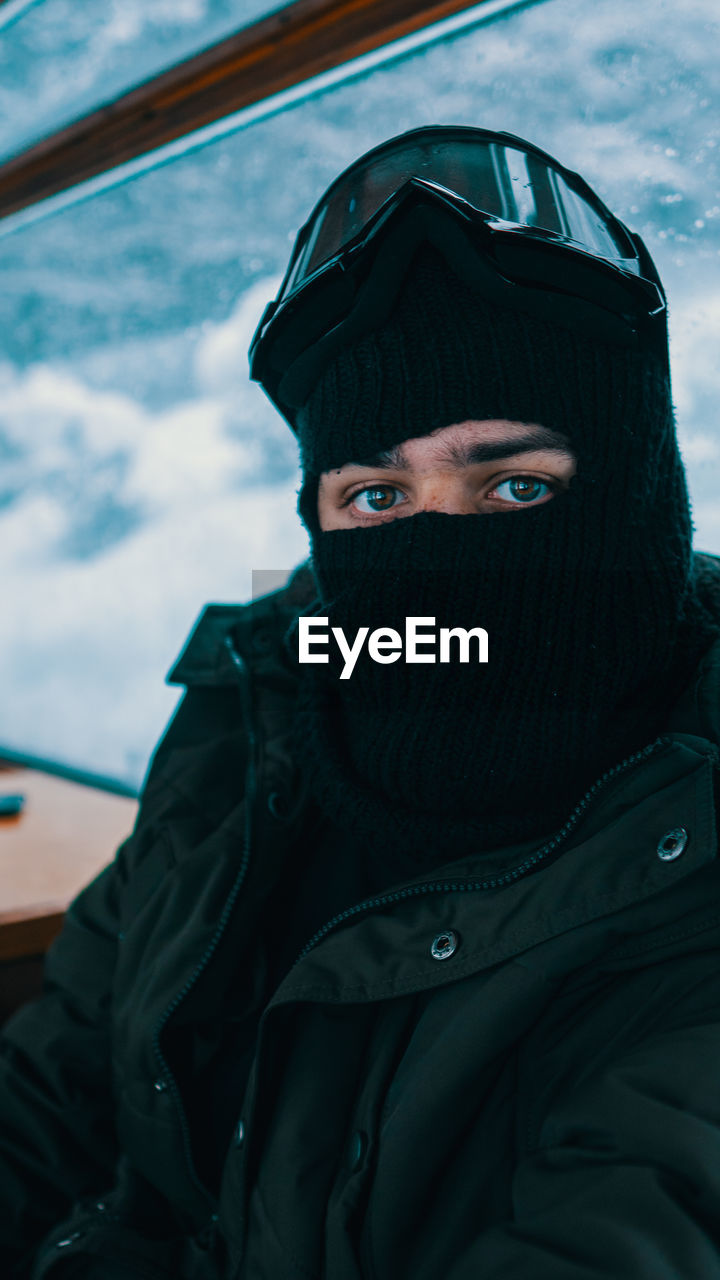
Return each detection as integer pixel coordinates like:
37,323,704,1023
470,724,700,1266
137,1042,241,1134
151,635,258,1206
292,736,670,966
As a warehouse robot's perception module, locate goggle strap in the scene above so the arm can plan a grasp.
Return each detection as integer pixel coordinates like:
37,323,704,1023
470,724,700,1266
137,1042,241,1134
277,202,647,415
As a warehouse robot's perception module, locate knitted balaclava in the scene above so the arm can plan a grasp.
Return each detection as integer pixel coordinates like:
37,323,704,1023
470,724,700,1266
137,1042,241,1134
291,248,716,865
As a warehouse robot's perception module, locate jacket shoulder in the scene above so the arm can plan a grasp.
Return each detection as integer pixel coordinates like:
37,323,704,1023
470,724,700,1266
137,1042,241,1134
165,561,316,688
136,563,314,807
694,549,720,618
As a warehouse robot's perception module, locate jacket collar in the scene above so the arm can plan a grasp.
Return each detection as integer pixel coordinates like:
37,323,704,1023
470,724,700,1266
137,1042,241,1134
271,732,718,1004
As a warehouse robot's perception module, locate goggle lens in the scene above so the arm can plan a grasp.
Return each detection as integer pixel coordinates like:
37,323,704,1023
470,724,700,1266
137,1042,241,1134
283,133,637,302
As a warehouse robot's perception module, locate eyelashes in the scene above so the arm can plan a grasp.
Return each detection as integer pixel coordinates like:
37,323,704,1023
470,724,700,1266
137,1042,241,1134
342,473,564,517
347,485,408,514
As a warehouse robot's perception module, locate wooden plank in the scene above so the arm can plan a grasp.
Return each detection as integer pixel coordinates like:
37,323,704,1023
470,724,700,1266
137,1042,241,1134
0,0,486,219
0,765,137,959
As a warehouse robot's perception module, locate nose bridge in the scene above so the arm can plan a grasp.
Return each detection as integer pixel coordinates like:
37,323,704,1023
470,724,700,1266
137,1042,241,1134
414,468,475,514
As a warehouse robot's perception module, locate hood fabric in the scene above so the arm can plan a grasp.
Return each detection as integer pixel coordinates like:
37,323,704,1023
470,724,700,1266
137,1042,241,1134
292,249,718,865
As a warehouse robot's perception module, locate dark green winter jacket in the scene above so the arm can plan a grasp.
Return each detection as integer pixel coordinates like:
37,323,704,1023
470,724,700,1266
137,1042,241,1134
2,556,720,1279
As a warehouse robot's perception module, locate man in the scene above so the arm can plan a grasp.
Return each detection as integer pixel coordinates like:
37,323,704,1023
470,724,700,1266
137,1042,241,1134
2,126,720,1278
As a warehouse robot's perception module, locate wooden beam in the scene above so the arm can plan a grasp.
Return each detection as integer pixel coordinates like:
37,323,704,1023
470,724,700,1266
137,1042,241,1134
0,0,487,219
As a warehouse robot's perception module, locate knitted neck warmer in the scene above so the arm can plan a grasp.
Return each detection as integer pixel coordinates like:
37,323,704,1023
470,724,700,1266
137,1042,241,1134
291,250,717,865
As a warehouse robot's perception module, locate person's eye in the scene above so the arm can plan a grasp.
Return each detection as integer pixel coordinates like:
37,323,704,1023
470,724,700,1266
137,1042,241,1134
491,476,555,505
350,485,406,514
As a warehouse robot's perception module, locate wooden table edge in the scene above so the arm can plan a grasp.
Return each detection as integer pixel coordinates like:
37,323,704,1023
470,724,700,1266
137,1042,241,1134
0,904,66,960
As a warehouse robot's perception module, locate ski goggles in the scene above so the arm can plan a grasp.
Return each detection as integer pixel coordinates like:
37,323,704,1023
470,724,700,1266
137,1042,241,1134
249,126,667,427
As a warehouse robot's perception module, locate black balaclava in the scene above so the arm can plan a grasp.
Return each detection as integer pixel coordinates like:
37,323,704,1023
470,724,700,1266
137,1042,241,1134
291,248,717,868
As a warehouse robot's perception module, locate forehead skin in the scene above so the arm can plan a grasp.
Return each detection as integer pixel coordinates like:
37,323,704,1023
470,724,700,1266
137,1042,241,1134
343,421,573,474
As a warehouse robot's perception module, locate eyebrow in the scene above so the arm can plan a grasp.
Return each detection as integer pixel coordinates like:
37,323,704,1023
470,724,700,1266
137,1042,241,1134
347,427,573,471
441,430,574,467
350,443,410,469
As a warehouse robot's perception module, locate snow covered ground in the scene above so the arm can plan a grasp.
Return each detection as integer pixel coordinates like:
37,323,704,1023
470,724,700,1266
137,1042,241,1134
1,0,719,786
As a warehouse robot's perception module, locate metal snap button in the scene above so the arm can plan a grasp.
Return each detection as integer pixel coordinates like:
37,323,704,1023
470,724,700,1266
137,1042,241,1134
657,827,688,861
153,1078,168,1092
235,1119,245,1148
431,931,459,961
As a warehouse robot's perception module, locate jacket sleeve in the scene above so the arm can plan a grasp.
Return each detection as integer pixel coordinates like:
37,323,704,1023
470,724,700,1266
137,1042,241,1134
449,964,720,1279
0,690,197,1275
